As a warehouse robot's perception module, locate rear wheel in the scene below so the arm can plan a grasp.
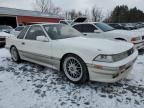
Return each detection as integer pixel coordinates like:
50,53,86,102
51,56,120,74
62,54,89,84
10,47,21,62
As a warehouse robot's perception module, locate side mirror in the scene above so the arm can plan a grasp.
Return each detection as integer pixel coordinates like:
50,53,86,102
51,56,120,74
94,29,101,33
36,36,48,42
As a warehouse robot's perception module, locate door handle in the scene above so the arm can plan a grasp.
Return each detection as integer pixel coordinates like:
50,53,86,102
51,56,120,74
21,42,25,45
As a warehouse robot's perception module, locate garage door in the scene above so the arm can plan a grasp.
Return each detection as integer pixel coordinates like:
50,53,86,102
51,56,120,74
0,16,17,28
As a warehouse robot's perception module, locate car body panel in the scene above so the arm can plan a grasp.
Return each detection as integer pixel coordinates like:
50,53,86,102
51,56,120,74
73,22,144,49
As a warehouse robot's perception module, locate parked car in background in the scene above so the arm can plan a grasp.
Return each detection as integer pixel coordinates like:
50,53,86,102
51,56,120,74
108,23,130,30
59,20,73,25
11,26,25,36
73,22,144,50
0,25,14,33
59,16,87,26
6,23,138,83
135,23,143,29
108,23,144,31
0,32,14,47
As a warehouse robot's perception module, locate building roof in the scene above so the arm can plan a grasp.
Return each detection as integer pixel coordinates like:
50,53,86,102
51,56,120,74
0,7,61,19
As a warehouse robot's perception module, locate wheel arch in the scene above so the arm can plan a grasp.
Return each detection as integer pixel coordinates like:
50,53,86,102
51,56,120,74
10,45,17,51
60,53,87,69
60,53,80,70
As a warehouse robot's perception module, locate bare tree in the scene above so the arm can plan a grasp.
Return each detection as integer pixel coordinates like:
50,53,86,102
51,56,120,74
53,7,62,15
33,0,61,15
104,10,112,23
62,11,71,20
91,6,103,22
84,9,90,21
69,10,78,20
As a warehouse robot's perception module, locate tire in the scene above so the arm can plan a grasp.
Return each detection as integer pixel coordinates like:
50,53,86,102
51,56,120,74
10,46,21,62
62,54,89,84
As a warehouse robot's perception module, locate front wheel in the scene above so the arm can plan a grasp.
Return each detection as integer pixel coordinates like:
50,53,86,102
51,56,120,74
10,47,21,62
62,54,89,84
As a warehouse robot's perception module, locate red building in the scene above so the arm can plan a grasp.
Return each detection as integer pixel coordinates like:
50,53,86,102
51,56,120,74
0,7,63,28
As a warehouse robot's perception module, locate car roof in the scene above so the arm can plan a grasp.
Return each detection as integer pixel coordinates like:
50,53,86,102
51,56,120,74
29,23,60,26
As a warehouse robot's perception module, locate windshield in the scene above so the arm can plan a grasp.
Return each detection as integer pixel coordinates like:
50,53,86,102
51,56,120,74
95,23,115,32
43,24,82,40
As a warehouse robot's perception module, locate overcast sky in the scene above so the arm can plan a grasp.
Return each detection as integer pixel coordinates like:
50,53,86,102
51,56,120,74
0,0,144,14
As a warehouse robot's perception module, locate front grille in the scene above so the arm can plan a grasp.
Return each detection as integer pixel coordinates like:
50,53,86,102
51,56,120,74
113,48,134,62
0,38,5,41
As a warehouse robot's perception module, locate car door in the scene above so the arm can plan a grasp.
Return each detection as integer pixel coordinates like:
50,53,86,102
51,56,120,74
15,26,30,52
21,25,53,66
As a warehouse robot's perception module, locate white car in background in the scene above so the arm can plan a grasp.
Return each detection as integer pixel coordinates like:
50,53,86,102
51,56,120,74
6,24,138,83
0,32,14,47
0,25,14,33
73,22,144,50
11,26,25,36
59,17,87,26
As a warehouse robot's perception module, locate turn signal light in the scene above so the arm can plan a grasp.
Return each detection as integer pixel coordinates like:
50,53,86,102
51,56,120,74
96,65,102,69
131,38,137,42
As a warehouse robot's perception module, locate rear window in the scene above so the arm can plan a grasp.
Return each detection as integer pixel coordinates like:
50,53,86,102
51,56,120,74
15,27,25,31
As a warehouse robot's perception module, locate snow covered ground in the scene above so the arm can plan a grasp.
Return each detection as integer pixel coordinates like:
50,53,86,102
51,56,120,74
0,48,144,108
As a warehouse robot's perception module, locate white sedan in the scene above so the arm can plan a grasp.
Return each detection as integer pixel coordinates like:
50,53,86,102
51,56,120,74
73,22,144,50
6,23,138,83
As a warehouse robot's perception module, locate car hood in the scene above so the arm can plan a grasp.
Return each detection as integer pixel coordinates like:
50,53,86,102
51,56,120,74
106,30,143,37
55,37,133,55
0,32,14,37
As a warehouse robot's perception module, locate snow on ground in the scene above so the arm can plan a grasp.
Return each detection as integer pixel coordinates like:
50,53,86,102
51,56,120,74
0,48,144,108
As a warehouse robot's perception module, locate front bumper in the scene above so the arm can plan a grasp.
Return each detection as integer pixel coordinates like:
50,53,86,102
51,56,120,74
87,50,138,83
133,41,144,50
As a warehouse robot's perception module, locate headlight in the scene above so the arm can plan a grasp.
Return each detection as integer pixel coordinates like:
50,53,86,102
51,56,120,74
94,55,113,63
131,37,141,42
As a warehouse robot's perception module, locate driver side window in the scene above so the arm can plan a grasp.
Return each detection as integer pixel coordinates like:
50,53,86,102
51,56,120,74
25,25,46,40
83,24,97,33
